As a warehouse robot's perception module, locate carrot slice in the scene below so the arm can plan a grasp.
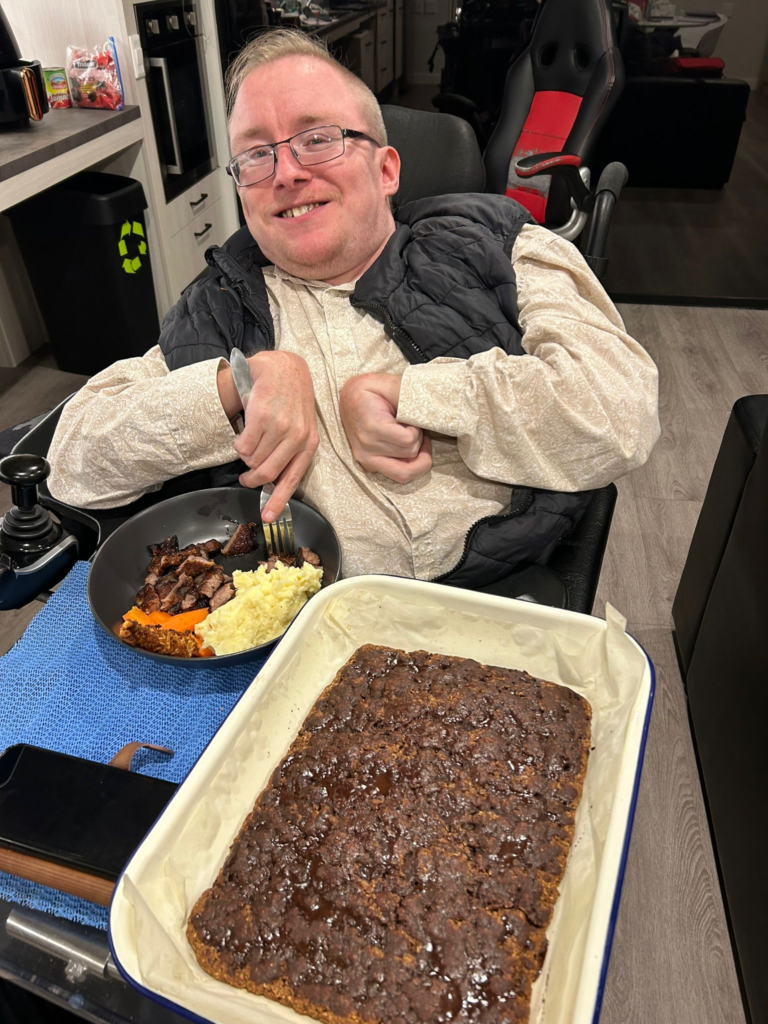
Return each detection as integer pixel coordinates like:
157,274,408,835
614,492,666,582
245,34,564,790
160,609,209,632
123,606,153,626
194,635,215,658
148,611,172,625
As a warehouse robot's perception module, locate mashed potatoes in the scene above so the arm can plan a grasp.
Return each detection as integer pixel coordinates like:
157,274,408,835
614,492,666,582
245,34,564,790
195,562,323,656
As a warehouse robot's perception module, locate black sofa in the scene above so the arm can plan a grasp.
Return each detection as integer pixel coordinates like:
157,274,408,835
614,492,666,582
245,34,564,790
592,75,750,188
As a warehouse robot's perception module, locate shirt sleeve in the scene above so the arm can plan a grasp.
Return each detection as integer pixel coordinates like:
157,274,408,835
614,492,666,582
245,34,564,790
395,223,660,492
47,346,240,508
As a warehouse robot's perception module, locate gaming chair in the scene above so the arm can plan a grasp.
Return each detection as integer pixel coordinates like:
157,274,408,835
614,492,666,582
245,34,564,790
483,0,625,239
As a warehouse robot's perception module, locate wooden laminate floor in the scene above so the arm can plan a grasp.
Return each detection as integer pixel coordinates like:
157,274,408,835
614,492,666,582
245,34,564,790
1,303,762,1023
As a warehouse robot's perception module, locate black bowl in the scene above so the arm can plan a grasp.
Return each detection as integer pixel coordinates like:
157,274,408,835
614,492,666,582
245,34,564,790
87,488,342,668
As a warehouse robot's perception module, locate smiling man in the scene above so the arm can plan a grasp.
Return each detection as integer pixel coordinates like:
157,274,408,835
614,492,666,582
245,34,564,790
47,29,659,586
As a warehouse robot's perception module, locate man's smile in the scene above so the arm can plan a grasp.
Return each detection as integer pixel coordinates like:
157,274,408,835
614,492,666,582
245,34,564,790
275,201,330,219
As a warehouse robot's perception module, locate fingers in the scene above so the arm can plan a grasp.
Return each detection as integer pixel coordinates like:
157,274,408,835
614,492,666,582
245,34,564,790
359,436,433,484
238,446,316,521
262,449,316,521
360,420,423,458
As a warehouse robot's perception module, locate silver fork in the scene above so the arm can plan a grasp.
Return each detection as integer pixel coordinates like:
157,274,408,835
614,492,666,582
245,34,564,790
260,486,295,557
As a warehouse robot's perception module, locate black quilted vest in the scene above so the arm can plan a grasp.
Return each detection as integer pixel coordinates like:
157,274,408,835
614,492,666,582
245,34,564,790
159,193,593,586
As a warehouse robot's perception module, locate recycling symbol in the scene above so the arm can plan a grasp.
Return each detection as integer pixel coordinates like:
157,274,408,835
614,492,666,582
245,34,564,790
118,220,148,274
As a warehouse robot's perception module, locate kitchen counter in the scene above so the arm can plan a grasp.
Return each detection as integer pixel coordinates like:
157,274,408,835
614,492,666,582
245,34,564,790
0,106,143,213
0,106,141,183
301,2,385,45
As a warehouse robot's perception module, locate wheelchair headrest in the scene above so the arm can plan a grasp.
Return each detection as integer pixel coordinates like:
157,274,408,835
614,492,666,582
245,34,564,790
381,106,485,208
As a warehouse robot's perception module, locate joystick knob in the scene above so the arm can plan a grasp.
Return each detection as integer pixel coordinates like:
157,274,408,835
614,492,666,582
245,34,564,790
0,454,61,557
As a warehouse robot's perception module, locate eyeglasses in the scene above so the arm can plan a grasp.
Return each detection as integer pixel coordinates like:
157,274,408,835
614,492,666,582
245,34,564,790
226,125,382,187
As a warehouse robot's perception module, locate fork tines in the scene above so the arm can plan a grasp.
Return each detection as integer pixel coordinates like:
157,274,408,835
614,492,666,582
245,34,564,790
263,516,295,558
260,488,295,557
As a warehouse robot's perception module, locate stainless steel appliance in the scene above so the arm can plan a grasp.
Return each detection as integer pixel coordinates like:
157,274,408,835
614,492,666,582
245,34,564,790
137,0,214,201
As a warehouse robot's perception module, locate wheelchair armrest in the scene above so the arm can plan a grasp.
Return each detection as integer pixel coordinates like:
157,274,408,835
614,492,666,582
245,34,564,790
515,152,594,213
581,162,629,279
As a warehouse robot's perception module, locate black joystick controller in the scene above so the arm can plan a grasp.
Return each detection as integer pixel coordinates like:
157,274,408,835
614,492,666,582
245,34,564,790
0,454,61,558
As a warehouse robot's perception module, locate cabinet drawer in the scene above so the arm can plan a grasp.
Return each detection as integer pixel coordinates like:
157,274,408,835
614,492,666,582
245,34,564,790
165,197,226,299
164,170,223,238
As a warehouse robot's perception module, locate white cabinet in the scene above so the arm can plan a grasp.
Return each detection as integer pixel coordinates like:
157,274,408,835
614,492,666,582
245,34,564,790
163,169,223,238
164,196,228,299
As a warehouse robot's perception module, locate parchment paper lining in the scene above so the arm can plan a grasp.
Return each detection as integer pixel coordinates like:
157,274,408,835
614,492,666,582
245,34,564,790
112,579,649,1024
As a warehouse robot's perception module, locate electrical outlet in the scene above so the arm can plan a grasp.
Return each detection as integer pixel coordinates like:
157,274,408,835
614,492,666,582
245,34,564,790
425,0,437,13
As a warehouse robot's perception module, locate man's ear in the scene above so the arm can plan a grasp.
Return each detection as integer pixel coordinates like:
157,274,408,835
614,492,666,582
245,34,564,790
380,145,401,198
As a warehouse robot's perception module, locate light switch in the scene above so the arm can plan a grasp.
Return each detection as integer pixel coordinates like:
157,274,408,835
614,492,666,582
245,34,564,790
129,34,146,79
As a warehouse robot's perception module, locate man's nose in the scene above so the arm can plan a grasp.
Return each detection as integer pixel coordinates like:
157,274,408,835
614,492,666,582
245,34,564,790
272,142,311,186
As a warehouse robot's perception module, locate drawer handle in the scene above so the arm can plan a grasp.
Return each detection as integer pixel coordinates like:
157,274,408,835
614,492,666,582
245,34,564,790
194,223,213,238
190,193,209,207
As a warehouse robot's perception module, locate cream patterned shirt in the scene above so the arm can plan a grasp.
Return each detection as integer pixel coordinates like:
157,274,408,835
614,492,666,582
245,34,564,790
48,224,659,579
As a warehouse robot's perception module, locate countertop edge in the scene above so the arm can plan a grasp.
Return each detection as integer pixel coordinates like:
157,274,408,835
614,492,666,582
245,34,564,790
0,107,142,185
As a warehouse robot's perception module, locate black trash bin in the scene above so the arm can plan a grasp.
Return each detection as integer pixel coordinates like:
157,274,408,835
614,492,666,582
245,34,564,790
8,171,160,376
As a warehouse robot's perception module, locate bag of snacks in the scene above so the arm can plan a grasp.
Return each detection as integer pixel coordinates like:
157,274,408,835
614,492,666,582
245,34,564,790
67,37,124,110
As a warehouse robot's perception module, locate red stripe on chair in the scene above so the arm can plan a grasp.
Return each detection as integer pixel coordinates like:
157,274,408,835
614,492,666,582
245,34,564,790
515,91,584,152
506,187,548,222
507,91,583,224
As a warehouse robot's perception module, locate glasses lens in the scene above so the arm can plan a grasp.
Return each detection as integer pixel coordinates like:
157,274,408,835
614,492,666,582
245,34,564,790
293,126,344,165
235,146,275,186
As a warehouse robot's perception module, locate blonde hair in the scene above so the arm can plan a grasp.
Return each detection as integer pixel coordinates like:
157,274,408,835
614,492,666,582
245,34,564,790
225,29,387,146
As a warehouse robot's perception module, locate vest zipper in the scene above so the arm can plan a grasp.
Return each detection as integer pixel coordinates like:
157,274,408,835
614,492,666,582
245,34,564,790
431,487,536,583
231,280,275,350
349,296,429,364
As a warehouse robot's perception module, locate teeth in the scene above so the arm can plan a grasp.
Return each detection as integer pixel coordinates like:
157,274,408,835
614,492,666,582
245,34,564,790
280,203,321,218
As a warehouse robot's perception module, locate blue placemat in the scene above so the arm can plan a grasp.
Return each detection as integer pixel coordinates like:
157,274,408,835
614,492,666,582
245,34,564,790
0,561,269,930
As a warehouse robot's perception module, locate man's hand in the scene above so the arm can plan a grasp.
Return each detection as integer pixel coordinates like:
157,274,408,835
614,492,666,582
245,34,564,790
339,373,432,483
229,351,319,521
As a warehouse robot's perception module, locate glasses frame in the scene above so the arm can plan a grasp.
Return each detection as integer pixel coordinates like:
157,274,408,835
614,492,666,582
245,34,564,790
226,125,382,186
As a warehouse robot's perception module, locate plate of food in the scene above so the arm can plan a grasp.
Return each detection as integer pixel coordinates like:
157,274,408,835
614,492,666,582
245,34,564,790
87,487,341,667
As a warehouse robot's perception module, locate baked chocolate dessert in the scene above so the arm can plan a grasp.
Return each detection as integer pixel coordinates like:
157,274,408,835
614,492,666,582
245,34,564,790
188,645,592,1024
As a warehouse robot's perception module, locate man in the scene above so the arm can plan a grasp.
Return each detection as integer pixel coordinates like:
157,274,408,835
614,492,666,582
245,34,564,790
47,30,659,586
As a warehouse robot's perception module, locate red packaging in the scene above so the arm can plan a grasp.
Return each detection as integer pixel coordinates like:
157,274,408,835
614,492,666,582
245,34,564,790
67,38,125,110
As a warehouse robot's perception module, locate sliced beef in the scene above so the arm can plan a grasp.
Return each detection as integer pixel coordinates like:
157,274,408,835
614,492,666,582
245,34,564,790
209,583,235,611
221,523,256,557
148,536,178,558
299,546,321,567
180,585,202,612
178,555,216,577
197,567,225,599
200,539,222,555
158,573,194,613
158,551,186,572
135,583,160,613
144,570,161,587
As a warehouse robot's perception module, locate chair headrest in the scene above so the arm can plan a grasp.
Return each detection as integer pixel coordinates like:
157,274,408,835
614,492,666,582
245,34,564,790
528,0,619,94
381,106,485,207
